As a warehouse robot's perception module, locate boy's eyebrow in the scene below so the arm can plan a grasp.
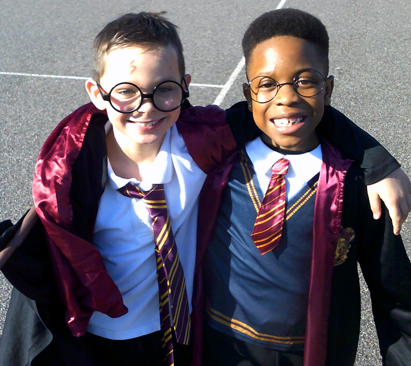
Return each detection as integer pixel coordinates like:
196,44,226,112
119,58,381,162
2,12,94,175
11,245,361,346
253,67,323,79
255,66,276,77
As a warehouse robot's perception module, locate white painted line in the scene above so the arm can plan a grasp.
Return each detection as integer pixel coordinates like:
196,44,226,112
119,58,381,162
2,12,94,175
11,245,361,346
213,57,245,106
212,0,288,106
0,71,88,80
191,83,224,88
277,0,288,9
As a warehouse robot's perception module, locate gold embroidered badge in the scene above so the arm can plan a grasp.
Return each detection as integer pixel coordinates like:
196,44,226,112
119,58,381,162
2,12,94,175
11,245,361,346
334,227,355,266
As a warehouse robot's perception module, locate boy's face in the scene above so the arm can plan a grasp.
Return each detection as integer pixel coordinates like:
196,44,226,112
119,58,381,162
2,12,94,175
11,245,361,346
244,36,333,153
87,45,190,154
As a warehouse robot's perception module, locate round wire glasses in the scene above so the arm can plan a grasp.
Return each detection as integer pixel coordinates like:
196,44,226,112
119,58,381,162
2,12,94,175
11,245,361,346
247,69,327,103
97,79,189,113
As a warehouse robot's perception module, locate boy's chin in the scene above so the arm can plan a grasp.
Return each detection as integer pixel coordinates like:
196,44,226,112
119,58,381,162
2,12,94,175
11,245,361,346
261,134,320,154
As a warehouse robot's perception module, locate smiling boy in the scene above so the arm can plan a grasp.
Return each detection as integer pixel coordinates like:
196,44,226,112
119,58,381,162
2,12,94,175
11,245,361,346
0,13,220,366
247,36,332,153
84,41,196,364
199,9,411,366
88,45,191,176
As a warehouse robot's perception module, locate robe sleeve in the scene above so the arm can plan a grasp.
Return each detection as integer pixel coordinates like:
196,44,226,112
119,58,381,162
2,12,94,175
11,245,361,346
1,214,58,304
318,106,400,185
177,101,237,174
357,181,411,365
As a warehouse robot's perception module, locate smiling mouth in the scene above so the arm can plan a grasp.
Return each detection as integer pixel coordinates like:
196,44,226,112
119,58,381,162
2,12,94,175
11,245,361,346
273,117,305,127
130,119,162,127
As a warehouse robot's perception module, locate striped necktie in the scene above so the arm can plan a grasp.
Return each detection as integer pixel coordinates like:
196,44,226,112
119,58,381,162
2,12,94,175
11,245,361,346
251,158,289,255
117,183,191,365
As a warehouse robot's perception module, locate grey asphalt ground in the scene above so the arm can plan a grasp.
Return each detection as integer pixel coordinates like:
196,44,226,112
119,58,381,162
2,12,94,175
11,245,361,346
0,0,410,364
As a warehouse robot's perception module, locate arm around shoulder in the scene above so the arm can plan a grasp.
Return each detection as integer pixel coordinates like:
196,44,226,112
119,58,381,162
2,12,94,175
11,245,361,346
367,168,411,235
318,106,411,232
318,106,400,183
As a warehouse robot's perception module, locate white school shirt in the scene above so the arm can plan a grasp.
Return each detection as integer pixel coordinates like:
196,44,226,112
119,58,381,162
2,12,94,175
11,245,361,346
87,125,207,340
245,137,323,200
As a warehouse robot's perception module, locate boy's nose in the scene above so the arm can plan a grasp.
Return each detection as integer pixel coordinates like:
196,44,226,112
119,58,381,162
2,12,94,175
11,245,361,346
274,84,300,105
136,97,157,113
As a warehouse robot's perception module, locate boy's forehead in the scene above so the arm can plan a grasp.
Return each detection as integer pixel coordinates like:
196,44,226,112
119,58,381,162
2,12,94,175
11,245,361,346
247,36,327,76
101,44,180,82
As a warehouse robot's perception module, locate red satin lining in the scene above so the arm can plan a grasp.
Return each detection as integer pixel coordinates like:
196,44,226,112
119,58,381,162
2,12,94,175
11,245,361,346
304,140,353,366
33,103,127,337
177,104,235,174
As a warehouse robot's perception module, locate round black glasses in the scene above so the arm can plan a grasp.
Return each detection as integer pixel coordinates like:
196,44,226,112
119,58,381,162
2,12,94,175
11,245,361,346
247,69,327,103
97,79,189,113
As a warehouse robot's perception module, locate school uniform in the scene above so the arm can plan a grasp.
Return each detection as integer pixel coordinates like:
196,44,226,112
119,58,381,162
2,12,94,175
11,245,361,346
204,143,322,357
190,115,411,366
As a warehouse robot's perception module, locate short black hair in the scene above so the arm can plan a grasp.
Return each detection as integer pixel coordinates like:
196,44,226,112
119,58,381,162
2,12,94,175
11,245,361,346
242,8,329,74
93,12,185,81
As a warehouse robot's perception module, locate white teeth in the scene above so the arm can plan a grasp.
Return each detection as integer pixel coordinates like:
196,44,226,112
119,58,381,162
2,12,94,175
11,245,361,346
273,117,304,127
134,120,159,127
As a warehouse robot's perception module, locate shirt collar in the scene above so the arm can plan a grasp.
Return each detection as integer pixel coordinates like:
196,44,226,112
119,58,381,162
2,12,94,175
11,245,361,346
246,137,322,180
107,128,173,191
246,137,284,178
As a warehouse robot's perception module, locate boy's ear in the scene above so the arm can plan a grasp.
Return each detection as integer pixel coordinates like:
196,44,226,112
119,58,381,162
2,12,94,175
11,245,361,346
324,75,334,106
243,83,252,111
184,74,191,88
85,79,106,111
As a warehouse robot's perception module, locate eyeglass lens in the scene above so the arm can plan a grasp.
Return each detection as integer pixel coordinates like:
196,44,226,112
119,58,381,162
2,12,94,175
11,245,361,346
249,70,325,103
109,81,185,112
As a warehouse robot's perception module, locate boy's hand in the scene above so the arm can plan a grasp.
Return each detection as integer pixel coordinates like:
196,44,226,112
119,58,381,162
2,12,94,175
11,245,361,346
367,168,411,235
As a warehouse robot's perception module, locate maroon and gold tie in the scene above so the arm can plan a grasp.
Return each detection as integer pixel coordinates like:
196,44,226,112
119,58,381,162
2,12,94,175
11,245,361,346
251,158,289,255
117,183,191,365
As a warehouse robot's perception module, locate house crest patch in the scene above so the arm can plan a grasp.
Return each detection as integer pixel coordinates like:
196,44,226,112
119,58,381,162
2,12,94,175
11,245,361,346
334,227,355,266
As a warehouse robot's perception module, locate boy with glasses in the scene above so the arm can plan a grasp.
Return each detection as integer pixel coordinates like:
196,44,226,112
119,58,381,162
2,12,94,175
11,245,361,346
0,10,410,366
198,8,411,366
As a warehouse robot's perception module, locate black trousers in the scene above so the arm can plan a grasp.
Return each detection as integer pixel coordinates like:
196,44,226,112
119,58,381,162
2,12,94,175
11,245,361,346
87,330,192,366
33,329,192,366
203,324,304,366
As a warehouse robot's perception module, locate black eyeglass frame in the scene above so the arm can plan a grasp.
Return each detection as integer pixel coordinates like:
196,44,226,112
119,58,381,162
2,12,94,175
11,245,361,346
96,78,190,113
246,69,328,104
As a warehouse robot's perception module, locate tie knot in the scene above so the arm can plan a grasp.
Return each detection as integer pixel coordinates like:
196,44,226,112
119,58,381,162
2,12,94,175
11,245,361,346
117,182,165,201
272,158,289,175
117,182,145,199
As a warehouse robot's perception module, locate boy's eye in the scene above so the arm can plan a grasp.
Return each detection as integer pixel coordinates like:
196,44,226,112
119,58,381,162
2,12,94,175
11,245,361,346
259,82,276,89
117,89,136,95
156,86,173,94
155,82,180,95
111,86,139,99
295,78,318,88
257,78,278,90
